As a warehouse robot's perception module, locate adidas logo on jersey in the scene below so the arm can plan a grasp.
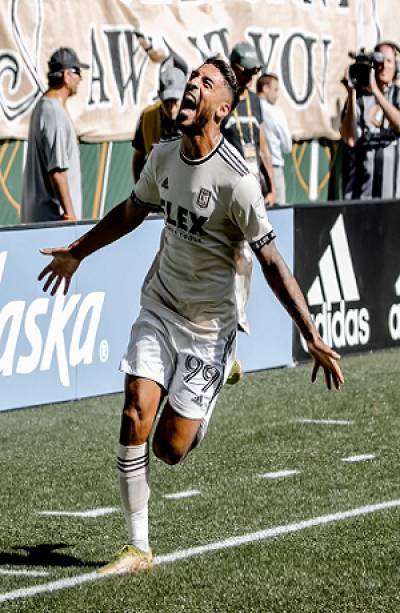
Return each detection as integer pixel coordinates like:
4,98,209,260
161,177,169,189
302,215,370,351
388,274,400,341
192,394,204,407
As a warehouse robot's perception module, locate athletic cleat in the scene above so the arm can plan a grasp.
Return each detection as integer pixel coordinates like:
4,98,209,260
226,359,243,385
97,544,153,576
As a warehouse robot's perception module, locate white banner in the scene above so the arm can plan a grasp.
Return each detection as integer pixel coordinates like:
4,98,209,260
0,0,398,142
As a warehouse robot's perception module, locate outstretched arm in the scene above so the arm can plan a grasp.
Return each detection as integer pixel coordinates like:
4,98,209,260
255,241,344,390
38,196,150,295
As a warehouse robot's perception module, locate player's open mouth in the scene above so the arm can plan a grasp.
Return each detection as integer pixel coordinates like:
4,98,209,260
180,92,197,111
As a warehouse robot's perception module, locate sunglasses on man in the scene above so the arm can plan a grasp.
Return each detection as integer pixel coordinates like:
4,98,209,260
234,63,260,77
68,67,82,76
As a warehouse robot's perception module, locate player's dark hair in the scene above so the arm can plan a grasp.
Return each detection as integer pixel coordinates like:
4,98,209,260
256,72,279,93
204,55,240,110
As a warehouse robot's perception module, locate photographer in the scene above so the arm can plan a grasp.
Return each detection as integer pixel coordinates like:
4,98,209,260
340,41,400,200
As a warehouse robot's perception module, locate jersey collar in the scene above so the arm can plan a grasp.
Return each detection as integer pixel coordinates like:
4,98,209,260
179,135,224,166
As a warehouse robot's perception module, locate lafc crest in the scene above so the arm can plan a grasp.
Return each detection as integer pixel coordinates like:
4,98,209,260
196,188,211,209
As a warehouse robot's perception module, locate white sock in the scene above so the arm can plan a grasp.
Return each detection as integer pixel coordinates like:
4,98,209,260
117,442,150,552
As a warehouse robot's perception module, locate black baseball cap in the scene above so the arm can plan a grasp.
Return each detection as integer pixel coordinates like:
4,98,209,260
230,42,261,70
48,47,89,75
158,67,186,101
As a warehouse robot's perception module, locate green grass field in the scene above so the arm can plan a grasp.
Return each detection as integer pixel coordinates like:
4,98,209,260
1,349,400,612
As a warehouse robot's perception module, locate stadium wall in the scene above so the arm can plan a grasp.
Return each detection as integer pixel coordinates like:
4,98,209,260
293,199,400,360
0,139,343,226
1,201,398,412
0,209,293,412
0,218,163,411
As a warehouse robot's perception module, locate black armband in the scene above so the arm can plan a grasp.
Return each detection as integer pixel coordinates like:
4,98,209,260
249,230,276,252
130,191,161,211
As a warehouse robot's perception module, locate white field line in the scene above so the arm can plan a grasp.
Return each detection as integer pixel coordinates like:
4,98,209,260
295,419,354,425
38,507,118,518
0,569,49,577
342,454,376,463
163,490,200,500
258,470,300,480
1,499,400,604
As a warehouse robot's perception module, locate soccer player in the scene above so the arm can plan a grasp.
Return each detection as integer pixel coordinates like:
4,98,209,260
38,56,344,575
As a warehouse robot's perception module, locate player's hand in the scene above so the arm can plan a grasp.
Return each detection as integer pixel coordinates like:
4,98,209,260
264,190,276,208
38,247,81,296
307,336,344,390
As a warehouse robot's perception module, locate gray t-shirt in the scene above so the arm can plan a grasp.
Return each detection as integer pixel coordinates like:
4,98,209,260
134,136,275,338
22,96,82,222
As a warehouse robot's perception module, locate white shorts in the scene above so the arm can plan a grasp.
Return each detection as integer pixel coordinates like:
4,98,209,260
120,308,236,421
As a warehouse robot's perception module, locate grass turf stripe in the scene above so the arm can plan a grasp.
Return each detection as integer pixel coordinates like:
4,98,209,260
1,498,399,604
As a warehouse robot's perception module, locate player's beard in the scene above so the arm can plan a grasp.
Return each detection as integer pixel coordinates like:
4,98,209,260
177,112,208,136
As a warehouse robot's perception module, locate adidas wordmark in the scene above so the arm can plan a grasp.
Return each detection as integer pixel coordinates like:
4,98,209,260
302,215,370,351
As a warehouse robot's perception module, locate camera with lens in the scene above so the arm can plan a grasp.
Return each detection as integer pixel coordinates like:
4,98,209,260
348,48,385,89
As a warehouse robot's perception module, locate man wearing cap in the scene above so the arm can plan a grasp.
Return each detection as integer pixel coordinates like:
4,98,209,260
340,41,400,200
132,66,186,182
21,47,88,223
222,42,276,207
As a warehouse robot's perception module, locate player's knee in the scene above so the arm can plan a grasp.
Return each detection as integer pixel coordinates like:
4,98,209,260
152,438,185,465
121,406,145,439
121,395,152,442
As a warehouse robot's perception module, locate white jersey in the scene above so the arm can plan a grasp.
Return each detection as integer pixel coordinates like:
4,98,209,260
134,136,275,338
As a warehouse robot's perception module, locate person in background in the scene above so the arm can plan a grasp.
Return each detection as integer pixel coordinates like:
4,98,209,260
132,66,186,182
257,73,292,205
222,44,277,384
21,47,88,223
222,42,276,207
340,41,400,200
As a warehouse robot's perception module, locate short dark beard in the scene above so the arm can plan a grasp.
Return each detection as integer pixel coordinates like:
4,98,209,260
177,112,208,136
